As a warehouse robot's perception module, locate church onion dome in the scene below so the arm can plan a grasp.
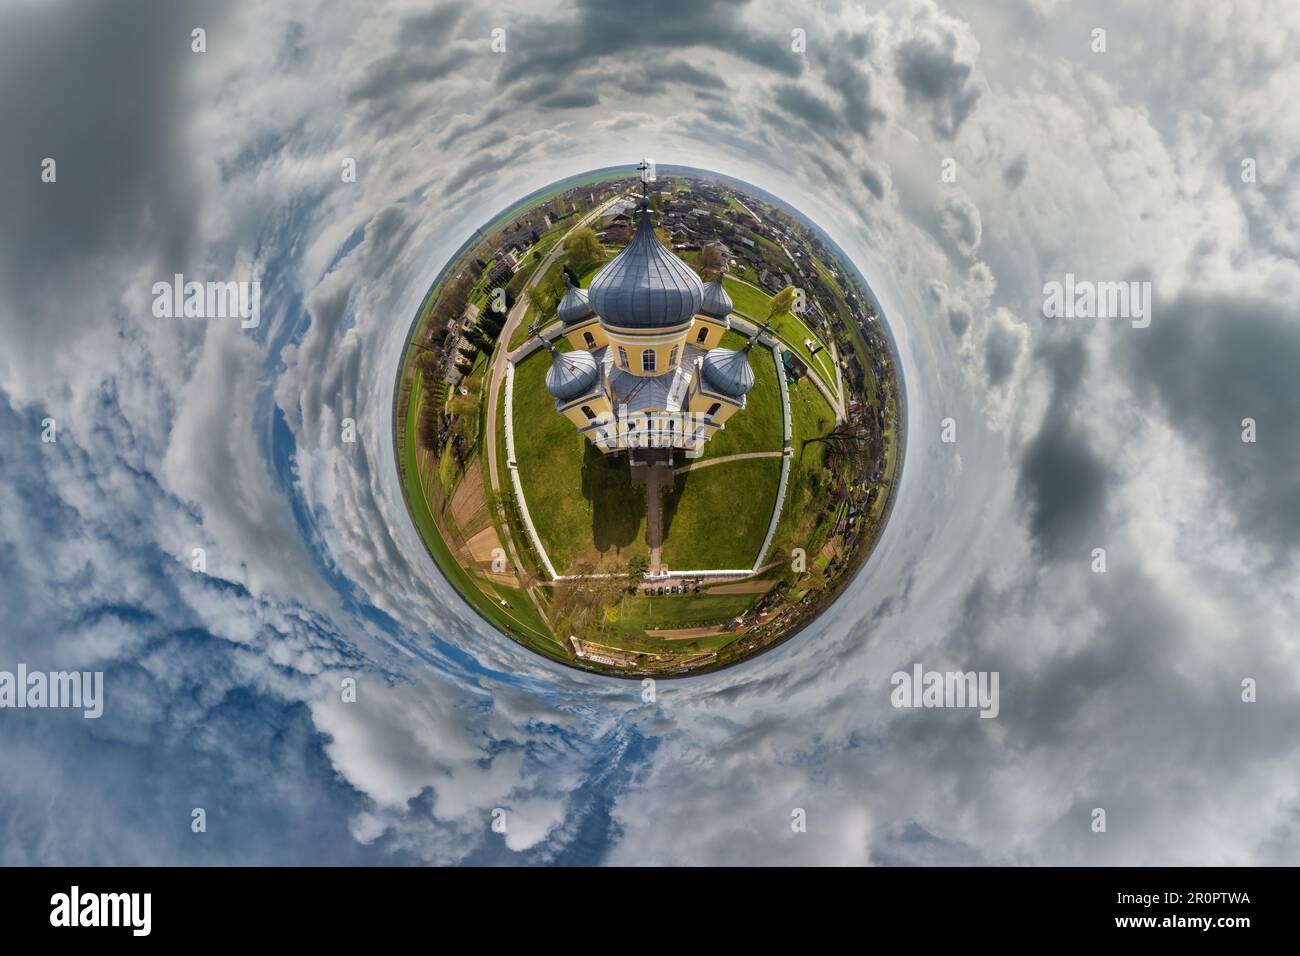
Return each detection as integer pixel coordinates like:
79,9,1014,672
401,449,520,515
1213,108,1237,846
699,272,733,318
556,281,593,325
545,347,600,401
588,212,704,328
701,346,755,398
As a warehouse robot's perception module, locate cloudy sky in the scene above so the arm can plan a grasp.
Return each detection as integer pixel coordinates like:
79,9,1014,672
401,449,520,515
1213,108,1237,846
1,0,1297,865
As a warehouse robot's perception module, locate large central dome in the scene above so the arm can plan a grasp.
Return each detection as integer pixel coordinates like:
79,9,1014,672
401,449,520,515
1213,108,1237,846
588,211,704,328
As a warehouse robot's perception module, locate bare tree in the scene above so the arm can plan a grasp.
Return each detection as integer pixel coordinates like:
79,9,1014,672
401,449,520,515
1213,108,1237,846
802,419,879,477
551,559,626,635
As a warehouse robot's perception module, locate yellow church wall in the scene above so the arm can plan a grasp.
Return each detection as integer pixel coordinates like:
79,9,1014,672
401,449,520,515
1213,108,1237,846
560,317,607,352
688,314,729,350
603,321,691,377
558,390,612,432
687,383,744,427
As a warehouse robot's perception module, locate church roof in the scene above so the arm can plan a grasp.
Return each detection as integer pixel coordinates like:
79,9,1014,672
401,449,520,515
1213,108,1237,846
701,346,755,398
588,211,704,329
545,347,600,401
699,272,733,318
556,282,593,325
606,360,692,414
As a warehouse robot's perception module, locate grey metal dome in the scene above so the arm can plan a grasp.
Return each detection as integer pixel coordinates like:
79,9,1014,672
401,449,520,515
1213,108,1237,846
556,282,593,325
699,272,733,318
588,212,704,328
701,346,755,398
545,347,599,401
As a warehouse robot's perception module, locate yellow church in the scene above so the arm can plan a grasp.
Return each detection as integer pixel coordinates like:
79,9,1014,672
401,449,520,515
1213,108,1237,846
540,201,759,463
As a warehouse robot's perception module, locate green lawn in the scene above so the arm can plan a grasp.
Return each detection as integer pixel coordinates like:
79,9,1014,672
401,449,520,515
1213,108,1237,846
613,593,759,635
511,351,648,573
507,305,537,351
722,276,838,396
661,456,782,570
693,330,784,461
721,275,770,323
773,377,838,560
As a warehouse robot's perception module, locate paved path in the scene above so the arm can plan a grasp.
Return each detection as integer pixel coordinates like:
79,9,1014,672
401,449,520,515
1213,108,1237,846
642,464,673,574
485,197,618,501
753,345,794,572
672,450,783,476
503,363,558,580
480,197,621,603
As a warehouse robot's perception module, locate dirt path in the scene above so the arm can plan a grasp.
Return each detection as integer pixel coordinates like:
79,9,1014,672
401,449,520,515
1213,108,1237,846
703,579,772,595
648,626,727,640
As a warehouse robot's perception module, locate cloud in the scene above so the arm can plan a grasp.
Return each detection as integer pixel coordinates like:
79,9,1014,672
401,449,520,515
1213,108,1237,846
894,31,981,139
1016,339,1110,561
983,308,1026,386
940,193,982,256
3,0,1300,870
1122,294,1300,558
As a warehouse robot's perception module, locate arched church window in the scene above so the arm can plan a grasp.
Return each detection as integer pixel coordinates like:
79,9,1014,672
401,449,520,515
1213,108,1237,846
668,346,679,367
706,402,721,419
696,327,709,344
583,331,596,349
581,406,596,421
641,349,656,373
618,346,629,368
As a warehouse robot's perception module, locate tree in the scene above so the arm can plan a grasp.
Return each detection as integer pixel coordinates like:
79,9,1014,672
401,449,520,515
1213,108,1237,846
564,226,604,272
802,419,879,479
768,284,796,320
416,390,441,450
413,350,438,376
527,268,566,318
697,244,726,278
627,555,649,590
550,559,625,635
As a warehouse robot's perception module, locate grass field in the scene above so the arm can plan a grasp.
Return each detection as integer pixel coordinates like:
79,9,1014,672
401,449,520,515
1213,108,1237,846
661,456,782,569
721,276,838,395
613,593,758,635
693,330,784,461
511,351,648,573
773,377,838,559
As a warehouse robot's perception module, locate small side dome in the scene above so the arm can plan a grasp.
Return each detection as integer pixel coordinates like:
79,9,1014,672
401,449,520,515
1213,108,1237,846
699,273,733,318
545,348,600,401
701,347,754,398
557,283,593,325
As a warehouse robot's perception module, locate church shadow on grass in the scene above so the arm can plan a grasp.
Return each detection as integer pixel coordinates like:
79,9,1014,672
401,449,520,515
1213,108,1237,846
580,442,644,557
659,466,690,545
